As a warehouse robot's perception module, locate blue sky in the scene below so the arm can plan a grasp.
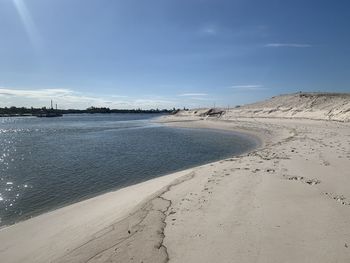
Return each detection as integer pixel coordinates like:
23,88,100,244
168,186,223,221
0,0,349,109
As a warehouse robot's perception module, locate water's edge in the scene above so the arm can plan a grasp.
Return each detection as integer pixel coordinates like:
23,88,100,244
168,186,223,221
0,121,260,228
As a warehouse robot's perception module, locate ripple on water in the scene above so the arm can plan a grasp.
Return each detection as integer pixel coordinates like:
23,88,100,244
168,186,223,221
0,114,258,227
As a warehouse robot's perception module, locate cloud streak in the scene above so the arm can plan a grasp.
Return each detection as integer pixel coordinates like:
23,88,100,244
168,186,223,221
265,43,312,48
178,93,208,97
230,85,267,91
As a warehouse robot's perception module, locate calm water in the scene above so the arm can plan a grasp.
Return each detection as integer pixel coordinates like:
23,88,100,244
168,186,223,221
0,114,257,226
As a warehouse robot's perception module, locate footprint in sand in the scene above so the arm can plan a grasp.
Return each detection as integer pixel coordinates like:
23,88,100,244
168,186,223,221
288,176,304,181
305,179,321,185
325,193,350,206
287,176,321,186
323,160,330,166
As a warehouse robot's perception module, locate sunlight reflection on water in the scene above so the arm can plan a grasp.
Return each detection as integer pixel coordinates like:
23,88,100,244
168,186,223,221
0,114,257,226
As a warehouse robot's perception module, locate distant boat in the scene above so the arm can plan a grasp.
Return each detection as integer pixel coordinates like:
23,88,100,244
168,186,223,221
36,112,63,118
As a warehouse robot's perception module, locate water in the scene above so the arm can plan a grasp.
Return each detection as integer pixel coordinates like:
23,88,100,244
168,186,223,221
0,114,257,226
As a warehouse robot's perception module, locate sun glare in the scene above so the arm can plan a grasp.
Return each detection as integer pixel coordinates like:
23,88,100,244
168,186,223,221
13,0,42,48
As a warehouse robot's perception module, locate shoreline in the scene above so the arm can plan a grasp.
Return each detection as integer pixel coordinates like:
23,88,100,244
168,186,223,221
0,168,196,262
0,119,264,263
1,116,349,262
0,123,258,229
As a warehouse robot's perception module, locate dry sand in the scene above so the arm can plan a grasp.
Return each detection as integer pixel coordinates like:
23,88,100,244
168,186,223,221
0,93,349,262
161,117,350,263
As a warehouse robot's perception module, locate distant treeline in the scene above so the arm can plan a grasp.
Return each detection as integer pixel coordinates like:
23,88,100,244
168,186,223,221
0,106,175,116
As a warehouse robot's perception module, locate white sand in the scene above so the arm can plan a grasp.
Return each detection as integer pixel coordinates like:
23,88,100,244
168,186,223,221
1,92,349,262
161,117,350,263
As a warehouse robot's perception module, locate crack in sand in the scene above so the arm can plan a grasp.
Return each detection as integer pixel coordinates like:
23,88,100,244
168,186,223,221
54,172,196,263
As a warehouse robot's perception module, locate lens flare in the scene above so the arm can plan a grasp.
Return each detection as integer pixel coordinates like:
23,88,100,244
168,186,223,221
13,0,42,48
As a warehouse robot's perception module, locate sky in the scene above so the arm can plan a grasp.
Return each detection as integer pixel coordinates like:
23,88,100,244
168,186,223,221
0,0,349,109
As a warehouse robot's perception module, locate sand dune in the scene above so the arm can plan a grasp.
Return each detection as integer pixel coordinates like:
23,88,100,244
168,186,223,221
176,92,350,122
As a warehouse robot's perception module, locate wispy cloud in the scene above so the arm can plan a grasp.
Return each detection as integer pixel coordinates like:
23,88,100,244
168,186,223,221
0,88,176,109
199,24,269,39
230,85,267,91
265,43,312,48
178,93,208,97
199,25,217,36
0,88,74,98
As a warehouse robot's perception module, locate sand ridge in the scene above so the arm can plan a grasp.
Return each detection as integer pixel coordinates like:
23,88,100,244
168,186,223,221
176,92,350,122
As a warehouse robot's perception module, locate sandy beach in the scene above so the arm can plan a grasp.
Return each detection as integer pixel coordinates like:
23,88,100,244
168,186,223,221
161,116,350,263
1,93,349,262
